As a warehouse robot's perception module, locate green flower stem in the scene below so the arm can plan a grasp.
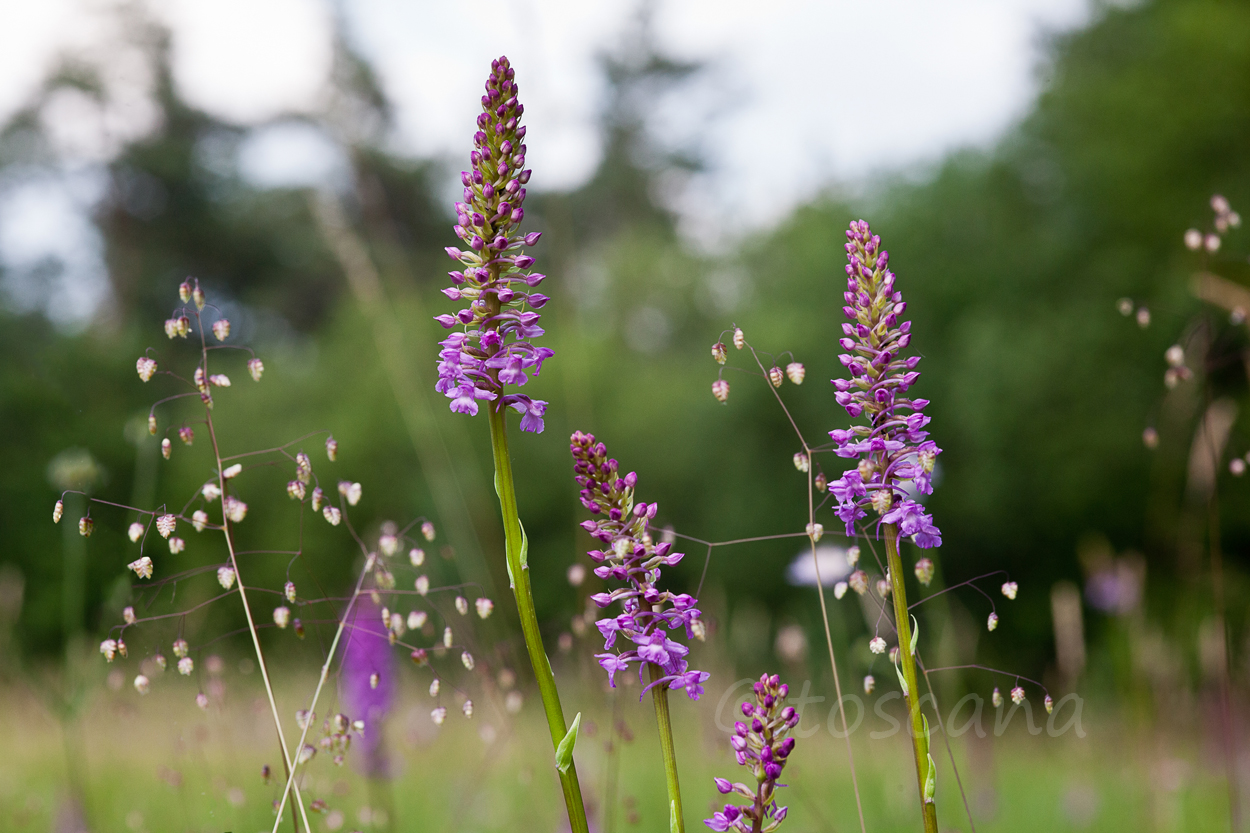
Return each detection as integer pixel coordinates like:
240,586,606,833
486,405,589,833
648,662,685,833
885,522,939,833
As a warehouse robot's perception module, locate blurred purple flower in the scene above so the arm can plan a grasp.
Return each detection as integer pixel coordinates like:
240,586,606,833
828,219,942,547
435,55,551,433
571,431,708,700
340,595,394,777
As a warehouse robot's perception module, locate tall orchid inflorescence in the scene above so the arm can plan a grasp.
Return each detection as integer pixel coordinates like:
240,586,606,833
434,56,589,833
571,431,709,699
435,55,551,433
828,220,941,548
705,674,798,833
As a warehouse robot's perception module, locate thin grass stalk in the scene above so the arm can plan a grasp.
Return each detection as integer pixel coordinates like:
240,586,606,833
487,405,589,833
884,522,938,833
269,532,371,833
199,324,312,833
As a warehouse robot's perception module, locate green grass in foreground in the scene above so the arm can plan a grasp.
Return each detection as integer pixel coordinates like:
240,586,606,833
0,671,1232,833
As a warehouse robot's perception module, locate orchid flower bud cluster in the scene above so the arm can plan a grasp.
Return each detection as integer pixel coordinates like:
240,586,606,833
571,431,709,700
828,220,942,548
435,55,551,433
705,673,798,832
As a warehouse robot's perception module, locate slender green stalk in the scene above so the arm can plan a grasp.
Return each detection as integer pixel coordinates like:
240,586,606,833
648,663,685,832
885,522,939,833
486,405,589,833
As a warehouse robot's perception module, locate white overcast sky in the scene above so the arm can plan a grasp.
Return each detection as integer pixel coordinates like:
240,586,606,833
0,0,1088,322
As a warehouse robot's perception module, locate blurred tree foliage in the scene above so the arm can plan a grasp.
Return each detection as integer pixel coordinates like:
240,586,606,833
2,0,1249,699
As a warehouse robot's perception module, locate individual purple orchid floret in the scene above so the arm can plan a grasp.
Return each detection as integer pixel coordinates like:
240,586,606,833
570,431,709,700
705,673,798,832
435,55,552,433
827,219,942,548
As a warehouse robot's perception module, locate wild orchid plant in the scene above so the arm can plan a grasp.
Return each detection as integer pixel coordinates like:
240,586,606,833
705,673,798,833
570,430,709,830
433,55,590,832
54,279,496,832
712,220,1049,833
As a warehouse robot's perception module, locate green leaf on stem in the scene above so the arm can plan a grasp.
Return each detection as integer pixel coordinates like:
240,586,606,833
555,712,581,773
910,614,920,656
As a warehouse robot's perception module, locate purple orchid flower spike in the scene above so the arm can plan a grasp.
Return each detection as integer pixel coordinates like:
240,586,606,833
571,430,709,701
435,55,552,432
827,219,942,547
705,673,798,832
